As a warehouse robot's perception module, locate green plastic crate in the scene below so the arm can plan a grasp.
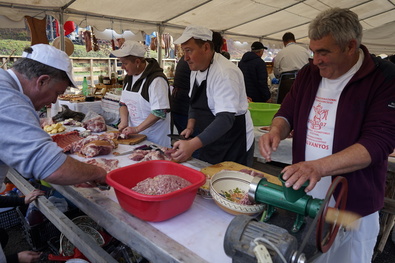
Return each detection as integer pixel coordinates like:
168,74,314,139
248,103,280,126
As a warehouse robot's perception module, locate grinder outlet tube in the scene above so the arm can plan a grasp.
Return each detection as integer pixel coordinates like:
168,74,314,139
249,176,323,218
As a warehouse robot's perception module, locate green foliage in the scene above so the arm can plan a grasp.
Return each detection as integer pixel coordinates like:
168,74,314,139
0,28,29,41
72,41,112,57
0,39,159,59
0,40,31,56
0,39,112,58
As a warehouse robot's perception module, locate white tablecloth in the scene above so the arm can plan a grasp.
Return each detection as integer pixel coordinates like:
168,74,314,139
72,142,234,262
253,126,293,164
51,100,119,125
51,100,103,117
254,127,395,172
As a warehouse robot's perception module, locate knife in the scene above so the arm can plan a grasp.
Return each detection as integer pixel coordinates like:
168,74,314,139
112,144,149,156
167,134,193,140
150,144,165,155
97,183,111,190
112,149,136,156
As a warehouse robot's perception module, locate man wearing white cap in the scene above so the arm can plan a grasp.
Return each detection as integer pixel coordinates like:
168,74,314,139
0,44,108,262
111,40,171,147
171,25,255,166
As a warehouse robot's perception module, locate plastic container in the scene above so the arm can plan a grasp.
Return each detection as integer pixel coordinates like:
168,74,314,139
40,180,51,188
98,71,104,84
0,207,21,229
106,160,206,222
248,102,280,126
82,76,89,96
278,173,308,203
16,207,82,250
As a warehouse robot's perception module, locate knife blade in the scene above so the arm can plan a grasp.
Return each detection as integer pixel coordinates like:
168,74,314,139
167,134,193,140
97,183,111,190
150,144,165,155
112,144,148,156
112,149,136,156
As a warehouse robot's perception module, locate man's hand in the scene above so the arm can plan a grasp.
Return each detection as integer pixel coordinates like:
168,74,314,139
117,121,128,132
172,137,203,162
258,131,282,162
74,179,108,189
281,160,325,192
180,127,194,139
121,126,139,136
17,251,42,263
258,117,291,162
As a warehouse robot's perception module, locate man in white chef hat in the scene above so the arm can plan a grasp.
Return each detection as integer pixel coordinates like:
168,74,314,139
170,25,255,166
0,44,108,262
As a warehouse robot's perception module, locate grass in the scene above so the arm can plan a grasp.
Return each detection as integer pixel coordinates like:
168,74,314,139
0,38,159,58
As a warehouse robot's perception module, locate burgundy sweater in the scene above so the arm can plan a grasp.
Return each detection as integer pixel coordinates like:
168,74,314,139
276,45,395,216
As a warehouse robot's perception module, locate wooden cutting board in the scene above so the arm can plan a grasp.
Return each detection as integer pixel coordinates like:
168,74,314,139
107,131,147,145
116,134,147,145
201,161,281,186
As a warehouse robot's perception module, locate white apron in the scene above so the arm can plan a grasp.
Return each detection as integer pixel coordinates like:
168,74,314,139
121,79,171,148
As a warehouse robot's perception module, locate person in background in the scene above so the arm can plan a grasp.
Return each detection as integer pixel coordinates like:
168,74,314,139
0,44,108,262
112,40,171,147
259,8,395,263
171,55,191,135
238,42,271,102
221,51,231,60
171,25,255,166
212,31,224,53
0,189,44,263
171,31,225,136
273,32,310,78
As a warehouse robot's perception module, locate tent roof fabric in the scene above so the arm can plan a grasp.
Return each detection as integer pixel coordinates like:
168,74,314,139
0,0,394,54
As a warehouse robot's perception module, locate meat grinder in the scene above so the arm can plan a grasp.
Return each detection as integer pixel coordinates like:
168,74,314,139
224,176,348,263
248,174,323,233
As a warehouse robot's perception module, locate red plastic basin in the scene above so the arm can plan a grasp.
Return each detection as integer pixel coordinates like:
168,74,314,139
106,160,206,222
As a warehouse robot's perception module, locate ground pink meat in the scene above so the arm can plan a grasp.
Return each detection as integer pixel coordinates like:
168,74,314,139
132,174,192,195
238,193,253,205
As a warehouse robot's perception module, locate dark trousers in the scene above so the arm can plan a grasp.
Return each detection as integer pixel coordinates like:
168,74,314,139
0,227,8,248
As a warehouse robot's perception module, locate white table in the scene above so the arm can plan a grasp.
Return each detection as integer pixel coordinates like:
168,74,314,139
254,127,395,171
7,141,236,263
51,100,103,117
253,126,293,164
51,99,119,125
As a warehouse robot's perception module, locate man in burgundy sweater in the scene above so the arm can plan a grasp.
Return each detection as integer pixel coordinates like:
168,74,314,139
259,8,395,263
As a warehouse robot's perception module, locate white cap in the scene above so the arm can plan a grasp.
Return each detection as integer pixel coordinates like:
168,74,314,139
22,44,77,88
173,25,213,44
111,40,146,58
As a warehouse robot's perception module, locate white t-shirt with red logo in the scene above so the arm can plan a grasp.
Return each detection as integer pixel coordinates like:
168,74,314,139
306,50,364,199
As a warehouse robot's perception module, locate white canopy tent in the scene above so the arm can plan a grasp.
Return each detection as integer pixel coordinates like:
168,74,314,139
0,0,394,55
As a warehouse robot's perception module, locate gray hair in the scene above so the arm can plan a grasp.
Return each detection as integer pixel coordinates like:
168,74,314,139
12,47,70,84
308,8,362,51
